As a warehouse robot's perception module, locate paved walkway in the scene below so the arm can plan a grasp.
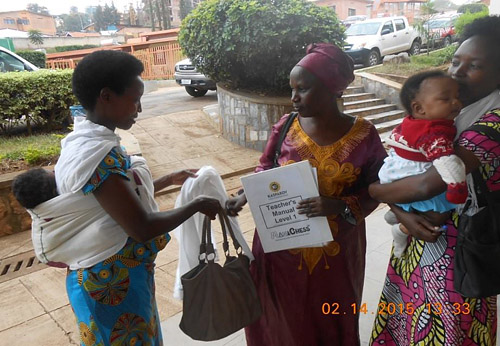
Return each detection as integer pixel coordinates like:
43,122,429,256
0,105,498,345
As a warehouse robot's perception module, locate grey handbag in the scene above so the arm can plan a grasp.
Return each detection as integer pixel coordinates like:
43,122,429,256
179,209,262,341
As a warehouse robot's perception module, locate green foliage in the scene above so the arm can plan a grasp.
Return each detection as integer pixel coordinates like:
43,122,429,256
179,0,344,93
457,3,488,14
54,45,99,52
0,134,62,164
455,10,490,36
15,50,46,68
0,69,77,135
26,3,50,15
28,29,44,46
411,44,457,66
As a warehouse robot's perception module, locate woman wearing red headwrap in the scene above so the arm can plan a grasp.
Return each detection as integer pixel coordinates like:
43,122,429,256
227,43,387,345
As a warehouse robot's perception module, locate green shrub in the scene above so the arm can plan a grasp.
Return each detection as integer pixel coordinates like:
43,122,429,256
455,10,490,37
179,0,344,93
457,3,488,14
54,45,99,52
412,45,457,66
0,69,77,135
15,50,46,68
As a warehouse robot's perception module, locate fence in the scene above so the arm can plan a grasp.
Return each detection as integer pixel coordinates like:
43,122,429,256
45,37,185,80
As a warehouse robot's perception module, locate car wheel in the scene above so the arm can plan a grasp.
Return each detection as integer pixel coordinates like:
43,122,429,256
444,36,452,47
185,86,208,97
409,40,421,56
365,50,380,67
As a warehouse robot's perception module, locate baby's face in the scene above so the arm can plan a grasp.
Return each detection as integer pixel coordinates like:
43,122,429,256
412,77,462,121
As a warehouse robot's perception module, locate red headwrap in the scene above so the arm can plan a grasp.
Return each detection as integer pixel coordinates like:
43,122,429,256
296,43,355,96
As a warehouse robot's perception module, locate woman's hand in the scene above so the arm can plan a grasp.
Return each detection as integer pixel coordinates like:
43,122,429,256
194,195,221,219
297,197,344,217
226,193,247,217
169,169,198,185
390,205,441,243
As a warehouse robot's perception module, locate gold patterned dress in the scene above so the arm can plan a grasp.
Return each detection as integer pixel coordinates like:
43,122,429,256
245,114,387,346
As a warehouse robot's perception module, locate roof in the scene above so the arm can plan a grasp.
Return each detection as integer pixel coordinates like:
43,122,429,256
0,28,29,38
0,10,53,18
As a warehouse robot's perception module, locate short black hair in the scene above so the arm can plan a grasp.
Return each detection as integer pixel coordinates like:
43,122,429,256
72,50,144,111
12,168,58,209
400,70,449,115
460,15,500,63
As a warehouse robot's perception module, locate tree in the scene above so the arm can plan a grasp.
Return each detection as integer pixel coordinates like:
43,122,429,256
94,6,106,31
28,29,44,47
26,3,49,15
180,0,193,20
60,14,84,32
180,0,345,93
414,2,438,54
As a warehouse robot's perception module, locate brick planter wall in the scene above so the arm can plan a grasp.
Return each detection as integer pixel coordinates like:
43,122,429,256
0,171,31,237
217,84,293,152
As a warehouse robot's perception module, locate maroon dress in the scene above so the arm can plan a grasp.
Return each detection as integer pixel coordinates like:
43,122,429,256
245,114,387,346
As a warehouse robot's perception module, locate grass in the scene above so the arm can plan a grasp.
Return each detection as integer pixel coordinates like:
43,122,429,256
0,133,63,165
367,45,458,77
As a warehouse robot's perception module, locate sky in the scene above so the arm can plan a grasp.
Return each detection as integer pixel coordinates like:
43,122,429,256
0,0,144,15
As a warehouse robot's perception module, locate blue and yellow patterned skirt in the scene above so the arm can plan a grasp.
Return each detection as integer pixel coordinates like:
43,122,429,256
66,234,170,346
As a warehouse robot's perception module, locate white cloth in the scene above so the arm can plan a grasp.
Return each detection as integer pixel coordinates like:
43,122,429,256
172,166,254,300
37,120,159,269
378,148,432,183
55,119,121,194
433,155,466,185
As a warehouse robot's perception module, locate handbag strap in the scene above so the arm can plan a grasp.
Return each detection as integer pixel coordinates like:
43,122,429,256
218,209,242,255
272,112,298,168
200,215,216,263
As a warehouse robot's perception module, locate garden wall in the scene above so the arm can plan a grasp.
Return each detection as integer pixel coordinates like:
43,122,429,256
217,84,293,152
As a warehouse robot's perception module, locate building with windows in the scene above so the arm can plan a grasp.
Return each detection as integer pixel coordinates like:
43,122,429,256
311,0,374,21
0,11,56,35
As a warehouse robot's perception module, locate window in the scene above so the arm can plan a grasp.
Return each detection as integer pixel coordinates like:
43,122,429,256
394,19,405,31
0,51,25,72
17,18,30,25
3,18,15,25
381,21,394,34
348,8,356,16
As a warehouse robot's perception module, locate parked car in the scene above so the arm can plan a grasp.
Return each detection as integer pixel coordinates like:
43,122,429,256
425,15,459,47
342,15,367,28
0,46,39,73
344,16,421,67
174,58,216,97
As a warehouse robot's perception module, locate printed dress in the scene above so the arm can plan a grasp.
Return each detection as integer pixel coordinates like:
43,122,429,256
66,147,170,346
245,115,387,346
370,109,500,345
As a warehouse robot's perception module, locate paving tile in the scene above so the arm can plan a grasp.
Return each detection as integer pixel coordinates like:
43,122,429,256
213,150,260,172
155,236,181,268
0,278,46,331
181,123,219,139
181,155,234,176
162,139,213,161
154,276,183,321
19,267,68,312
50,305,79,345
364,250,391,285
192,135,243,154
166,111,210,126
140,146,181,167
133,132,162,148
136,116,172,132
148,127,193,146
0,230,32,259
0,314,76,345
149,161,189,181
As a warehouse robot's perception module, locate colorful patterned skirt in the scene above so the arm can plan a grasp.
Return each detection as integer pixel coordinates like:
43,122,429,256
370,217,497,345
66,235,170,346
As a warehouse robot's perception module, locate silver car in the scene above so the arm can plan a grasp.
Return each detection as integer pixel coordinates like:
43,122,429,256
174,58,216,97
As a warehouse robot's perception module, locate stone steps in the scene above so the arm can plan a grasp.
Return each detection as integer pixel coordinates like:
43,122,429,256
343,84,405,142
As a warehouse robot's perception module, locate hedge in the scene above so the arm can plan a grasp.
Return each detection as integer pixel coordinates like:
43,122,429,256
15,50,46,68
179,0,344,93
0,69,77,135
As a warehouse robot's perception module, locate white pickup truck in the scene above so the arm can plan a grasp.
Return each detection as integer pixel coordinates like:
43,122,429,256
344,16,422,67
